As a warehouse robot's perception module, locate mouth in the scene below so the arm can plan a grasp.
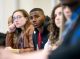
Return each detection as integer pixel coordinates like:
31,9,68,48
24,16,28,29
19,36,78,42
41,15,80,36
34,24,37,26
16,23,19,25
33,22,37,25
33,23,38,27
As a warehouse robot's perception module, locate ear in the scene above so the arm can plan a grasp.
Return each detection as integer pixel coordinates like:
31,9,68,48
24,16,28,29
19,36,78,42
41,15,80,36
42,15,45,21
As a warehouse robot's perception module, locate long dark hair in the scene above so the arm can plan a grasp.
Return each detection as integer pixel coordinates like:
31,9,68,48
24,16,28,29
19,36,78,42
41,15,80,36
49,4,62,44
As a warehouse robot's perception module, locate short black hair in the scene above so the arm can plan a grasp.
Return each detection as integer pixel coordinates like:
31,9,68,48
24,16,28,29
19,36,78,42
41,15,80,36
30,8,44,15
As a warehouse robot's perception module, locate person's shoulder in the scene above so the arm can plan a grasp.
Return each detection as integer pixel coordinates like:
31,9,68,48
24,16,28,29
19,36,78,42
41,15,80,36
45,16,51,21
30,24,34,28
44,16,50,25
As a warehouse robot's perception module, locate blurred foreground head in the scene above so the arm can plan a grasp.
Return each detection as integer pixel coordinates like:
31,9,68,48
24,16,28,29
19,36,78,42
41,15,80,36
60,0,80,5
60,0,80,11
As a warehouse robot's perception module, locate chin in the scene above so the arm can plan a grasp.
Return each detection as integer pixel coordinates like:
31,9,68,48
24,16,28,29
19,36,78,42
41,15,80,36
34,25,38,28
57,25,61,28
34,24,41,28
34,26,38,28
16,26,21,28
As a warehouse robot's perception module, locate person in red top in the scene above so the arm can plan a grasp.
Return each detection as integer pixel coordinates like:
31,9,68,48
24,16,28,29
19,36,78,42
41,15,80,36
29,8,50,50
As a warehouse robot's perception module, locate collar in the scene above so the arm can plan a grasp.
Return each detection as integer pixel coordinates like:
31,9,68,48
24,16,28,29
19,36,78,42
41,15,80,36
34,27,49,35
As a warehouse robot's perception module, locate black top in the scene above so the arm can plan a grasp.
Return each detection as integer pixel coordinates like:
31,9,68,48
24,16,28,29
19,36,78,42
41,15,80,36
0,32,6,46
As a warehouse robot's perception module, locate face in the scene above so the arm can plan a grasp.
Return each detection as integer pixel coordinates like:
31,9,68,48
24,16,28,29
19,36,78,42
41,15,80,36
54,7,63,28
30,11,45,28
63,6,72,20
13,11,27,28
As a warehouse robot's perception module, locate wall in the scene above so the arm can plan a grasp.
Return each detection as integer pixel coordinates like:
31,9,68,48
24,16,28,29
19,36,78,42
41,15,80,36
19,0,57,16
0,0,58,33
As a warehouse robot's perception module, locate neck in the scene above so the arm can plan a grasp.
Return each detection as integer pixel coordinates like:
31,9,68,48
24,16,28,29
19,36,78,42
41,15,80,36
21,26,24,31
37,27,43,33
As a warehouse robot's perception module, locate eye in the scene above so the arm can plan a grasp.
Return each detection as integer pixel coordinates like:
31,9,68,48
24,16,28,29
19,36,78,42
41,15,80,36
59,12,62,16
17,15,22,19
13,17,16,20
34,15,39,18
29,16,33,19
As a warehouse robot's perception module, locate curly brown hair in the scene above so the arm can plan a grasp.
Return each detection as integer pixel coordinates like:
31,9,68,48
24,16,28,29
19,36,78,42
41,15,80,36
49,4,62,44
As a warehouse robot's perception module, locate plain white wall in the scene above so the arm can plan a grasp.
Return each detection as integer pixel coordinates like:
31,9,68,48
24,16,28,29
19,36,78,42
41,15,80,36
32,0,52,16
19,0,57,16
0,0,18,33
19,0,34,13
0,0,5,33
0,0,58,33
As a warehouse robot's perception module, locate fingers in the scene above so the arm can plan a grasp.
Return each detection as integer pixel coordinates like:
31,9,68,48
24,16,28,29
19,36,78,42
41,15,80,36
8,23,16,32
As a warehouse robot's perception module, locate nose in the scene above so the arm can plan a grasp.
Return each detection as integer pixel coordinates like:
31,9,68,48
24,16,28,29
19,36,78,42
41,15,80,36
14,19,19,23
32,17,36,23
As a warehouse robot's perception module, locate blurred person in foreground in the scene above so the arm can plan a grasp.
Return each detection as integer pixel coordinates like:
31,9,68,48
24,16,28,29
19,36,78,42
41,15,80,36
48,0,80,59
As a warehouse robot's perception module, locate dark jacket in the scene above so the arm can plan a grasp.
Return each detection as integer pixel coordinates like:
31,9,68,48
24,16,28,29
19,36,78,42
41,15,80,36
0,33,6,46
33,16,50,50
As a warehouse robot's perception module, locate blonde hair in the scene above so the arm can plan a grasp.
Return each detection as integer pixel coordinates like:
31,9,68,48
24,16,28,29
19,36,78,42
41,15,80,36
8,16,13,26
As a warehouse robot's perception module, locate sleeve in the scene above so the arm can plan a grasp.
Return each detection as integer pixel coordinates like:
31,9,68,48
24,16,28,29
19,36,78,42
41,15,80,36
44,39,51,50
28,25,34,48
5,32,13,47
20,25,34,52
